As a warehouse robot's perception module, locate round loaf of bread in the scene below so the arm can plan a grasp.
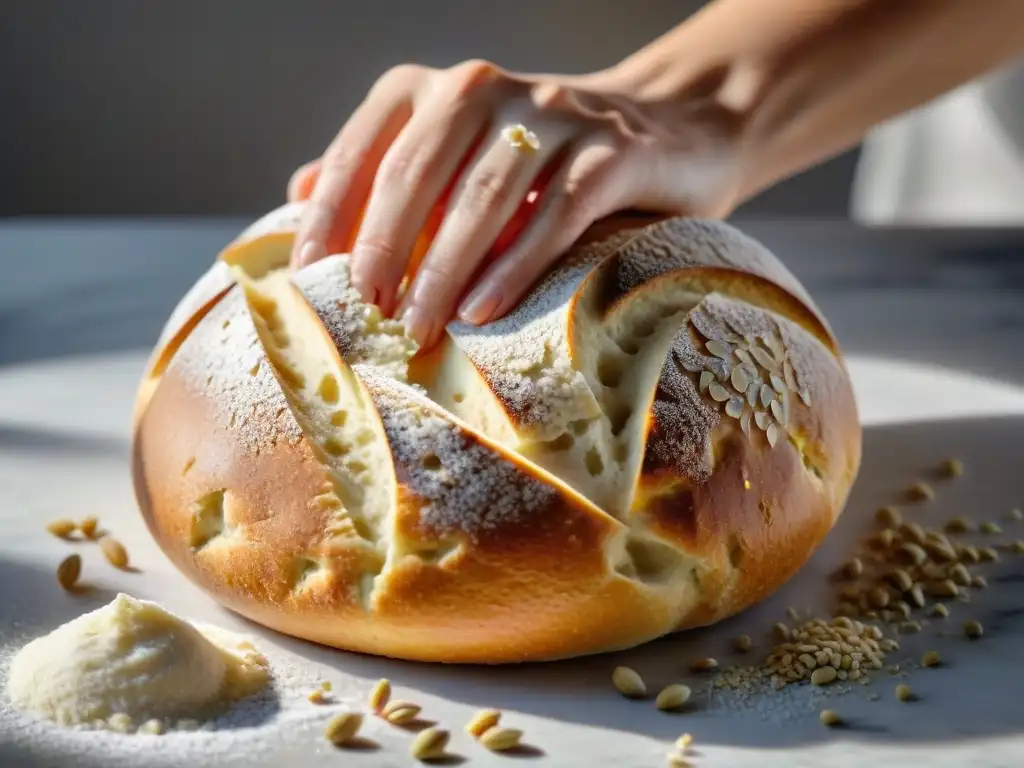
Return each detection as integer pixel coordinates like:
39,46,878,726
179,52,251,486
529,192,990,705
132,204,860,663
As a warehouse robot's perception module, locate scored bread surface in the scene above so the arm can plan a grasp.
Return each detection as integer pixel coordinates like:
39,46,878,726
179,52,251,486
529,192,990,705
132,206,860,663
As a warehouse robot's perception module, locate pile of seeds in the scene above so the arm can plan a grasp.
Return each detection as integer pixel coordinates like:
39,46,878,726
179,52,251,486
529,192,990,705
832,498,1001,627
714,617,895,692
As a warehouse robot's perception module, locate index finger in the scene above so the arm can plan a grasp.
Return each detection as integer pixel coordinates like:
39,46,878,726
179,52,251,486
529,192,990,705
291,92,413,268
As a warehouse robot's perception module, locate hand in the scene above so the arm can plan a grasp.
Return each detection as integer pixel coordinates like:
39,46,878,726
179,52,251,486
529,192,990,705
288,59,744,349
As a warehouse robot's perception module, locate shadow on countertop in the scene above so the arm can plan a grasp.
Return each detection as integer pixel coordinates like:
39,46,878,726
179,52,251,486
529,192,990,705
257,413,1024,753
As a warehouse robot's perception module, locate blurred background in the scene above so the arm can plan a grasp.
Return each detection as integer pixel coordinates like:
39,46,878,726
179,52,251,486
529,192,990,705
1,0,1022,369
3,0,859,219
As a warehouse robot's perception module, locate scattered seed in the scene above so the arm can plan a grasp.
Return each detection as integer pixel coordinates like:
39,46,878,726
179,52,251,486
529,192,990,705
819,709,841,727
56,554,82,591
79,516,100,539
772,622,790,642
980,521,1002,535
139,719,164,735
1007,508,1024,521
99,537,129,569
971,575,988,589
926,579,959,598
963,620,984,639
612,666,647,698
906,482,934,502
895,684,914,702
667,752,693,768
922,650,941,668
841,558,864,579
308,688,330,705
732,634,752,653
931,603,950,618
940,458,964,478
689,658,718,672
1008,540,1024,555
46,519,77,539
368,678,391,712
410,727,449,761
655,684,692,711
480,726,523,752
383,700,422,725
676,733,694,750
325,712,363,747
907,585,926,608
320,681,332,693
949,564,971,587
108,713,133,734
896,543,927,567
944,517,972,534
466,710,501,738
959,544,982,564
980,546,1001,562
899,621,922,634
887,568,914,592
810,666,838,686
875,506,903,528
786,607,801,621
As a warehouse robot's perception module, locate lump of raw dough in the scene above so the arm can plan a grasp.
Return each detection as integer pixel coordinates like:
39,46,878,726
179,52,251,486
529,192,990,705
6,593,269,729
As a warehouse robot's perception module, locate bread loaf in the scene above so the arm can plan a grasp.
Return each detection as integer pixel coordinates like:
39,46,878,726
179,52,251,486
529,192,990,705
131,204,860,663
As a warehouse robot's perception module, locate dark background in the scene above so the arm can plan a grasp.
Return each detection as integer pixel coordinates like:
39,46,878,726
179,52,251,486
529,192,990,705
1,0,860,218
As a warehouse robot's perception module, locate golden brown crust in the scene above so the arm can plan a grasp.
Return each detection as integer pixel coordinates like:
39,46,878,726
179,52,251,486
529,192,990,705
131,205,861,663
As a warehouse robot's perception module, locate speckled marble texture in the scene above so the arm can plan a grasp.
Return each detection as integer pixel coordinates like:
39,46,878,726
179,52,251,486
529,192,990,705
1,220,1023,767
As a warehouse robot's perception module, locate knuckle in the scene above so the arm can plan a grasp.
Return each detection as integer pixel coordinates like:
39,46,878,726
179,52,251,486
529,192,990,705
352,235,399,265
447,58,503,98
531,82,572,113
381,62,425,86
460,168,513,213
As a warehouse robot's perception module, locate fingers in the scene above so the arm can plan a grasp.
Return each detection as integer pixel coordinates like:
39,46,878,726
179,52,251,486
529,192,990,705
291,71,420,269
287,160,321,202
398,121,571,348
458,132,629,325
348,95,490,315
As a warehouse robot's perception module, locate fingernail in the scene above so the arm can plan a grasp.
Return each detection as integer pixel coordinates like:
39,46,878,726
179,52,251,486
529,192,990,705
458,288,502,325
400,305,438,349
296,240,326,268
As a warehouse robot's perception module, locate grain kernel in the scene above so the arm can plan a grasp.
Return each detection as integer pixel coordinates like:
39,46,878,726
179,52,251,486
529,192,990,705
980,521,1002,535
906,482,934,502
667,752,694,768
612,666,647,698
689,658,718,672
56,554,81,591
772,622,789,642
466,710,502,738
79,516,100,539
963,620,984,639
676,733,694,750
922,650,941,667
46,519,77,539
960,545,981,564
899,521,928,544
410,727,449,761
655,684,692,711
868,587,890,609
944,517,972,534
887,568,914,592
1008,540,1024,555
896,543,927,567
382,700,422,725
971,575,988,589
940,458,964,477
480,726,523,752
1007,508,1024,521
368,678,391,712
810,666,837,686
325,712,363,747
949,564,971,587
931,603,950,618
907,584,926,608
819,709,841,727
308,688,329,705
99,537,129,569
876,506,903,528
927,579,959,598
732,634,752,653
895,684,914,702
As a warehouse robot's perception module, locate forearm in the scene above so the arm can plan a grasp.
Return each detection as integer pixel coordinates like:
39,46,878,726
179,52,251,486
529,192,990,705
601,0,1024,205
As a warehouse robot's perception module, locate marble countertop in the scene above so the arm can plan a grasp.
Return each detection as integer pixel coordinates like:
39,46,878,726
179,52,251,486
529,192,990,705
1,218,1023,768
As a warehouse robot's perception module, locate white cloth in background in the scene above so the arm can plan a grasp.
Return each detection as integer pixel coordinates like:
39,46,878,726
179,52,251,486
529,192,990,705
851,60,1024,226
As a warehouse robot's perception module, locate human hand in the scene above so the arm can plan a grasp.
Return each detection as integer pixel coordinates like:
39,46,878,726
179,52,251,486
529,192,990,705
288,59,744,349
